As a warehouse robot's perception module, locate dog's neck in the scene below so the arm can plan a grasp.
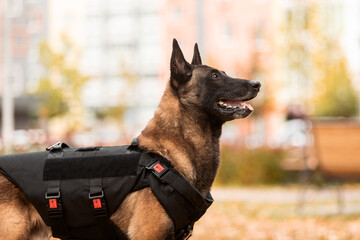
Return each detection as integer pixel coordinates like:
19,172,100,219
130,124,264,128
138,83,222,195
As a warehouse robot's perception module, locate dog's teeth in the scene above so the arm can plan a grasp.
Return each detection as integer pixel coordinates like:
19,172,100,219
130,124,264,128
218,101,224,105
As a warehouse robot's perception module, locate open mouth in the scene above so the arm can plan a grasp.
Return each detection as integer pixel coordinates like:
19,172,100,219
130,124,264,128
217,100,254,111
216,99,254,118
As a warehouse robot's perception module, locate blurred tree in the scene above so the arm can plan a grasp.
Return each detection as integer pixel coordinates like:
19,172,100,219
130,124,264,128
92,61,138,143
312,55,358,117
308,3,358,117
32,37,90,140
278,2,358,118
94,63,137,122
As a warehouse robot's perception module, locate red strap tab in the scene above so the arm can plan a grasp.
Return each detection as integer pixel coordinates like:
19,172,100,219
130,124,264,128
49,199,58,209
93,199,102,209
153,163,164,173
184,232,192,240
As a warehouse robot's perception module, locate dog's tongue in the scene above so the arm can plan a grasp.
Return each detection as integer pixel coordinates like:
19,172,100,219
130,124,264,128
242,102,254,111
224,100,254,111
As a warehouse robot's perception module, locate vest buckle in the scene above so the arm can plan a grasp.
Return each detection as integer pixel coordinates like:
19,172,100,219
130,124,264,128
45,191,63,218
46,142,70,151
147,161,169,180
89,191,107,218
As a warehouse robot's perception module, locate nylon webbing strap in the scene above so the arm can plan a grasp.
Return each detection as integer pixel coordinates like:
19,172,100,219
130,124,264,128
45,180,61,217
46,180,60,197
89,178,103,196
46,181,72,238
89,178,107,217
161,172,213,218
46,147,72,238
89,178,121,240
140,152,213,239
142,153,213,218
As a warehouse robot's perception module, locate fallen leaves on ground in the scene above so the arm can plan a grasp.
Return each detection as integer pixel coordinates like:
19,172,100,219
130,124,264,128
192,201,360,240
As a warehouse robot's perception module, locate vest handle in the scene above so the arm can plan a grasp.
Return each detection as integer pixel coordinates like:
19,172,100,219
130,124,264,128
46,142,70,152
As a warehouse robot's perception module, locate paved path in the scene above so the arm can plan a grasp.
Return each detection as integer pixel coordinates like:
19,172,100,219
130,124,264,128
212,186,360,203
211,185,360,215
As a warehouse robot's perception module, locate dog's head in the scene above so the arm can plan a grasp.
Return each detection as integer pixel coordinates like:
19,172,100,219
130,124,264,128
170,39,261,122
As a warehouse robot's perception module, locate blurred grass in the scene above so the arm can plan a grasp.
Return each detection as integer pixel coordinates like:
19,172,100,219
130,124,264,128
215,146,288,186
192,198,360,240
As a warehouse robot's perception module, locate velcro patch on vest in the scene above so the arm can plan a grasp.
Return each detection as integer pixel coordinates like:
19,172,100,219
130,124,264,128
44,153,140,180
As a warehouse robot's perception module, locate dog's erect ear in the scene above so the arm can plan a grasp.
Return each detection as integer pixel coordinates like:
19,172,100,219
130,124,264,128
191,43,202,65
170,39,192,89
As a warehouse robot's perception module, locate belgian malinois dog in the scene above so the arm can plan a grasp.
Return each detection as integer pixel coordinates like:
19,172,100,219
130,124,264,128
0,39,260,239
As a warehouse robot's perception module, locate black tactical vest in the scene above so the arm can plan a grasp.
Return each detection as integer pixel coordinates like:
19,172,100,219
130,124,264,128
0,141,213,240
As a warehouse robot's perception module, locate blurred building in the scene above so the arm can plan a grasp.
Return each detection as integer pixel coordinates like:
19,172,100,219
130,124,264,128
0,0,47,130
1,0,360,148
81,0,163,134
47,0,163,139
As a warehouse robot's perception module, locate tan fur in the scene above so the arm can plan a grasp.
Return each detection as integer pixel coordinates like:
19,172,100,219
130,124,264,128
137,84,197,183
111,188,173,240
0,175,51,240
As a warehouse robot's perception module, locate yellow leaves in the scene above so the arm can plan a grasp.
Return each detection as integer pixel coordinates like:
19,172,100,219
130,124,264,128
312,58,359,117
32,40,90,136
193,194,360,240
277,1,358,117
33,78,69,119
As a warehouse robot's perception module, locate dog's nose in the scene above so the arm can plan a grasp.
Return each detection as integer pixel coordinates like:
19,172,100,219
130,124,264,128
249,80,261,90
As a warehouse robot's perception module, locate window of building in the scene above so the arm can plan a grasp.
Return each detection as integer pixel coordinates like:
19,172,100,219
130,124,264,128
12,63,25,96
173,8,182,21
223,22,232,41
7,0,24,18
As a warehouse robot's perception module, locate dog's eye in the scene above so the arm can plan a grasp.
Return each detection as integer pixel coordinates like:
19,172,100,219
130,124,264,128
211,73,218,79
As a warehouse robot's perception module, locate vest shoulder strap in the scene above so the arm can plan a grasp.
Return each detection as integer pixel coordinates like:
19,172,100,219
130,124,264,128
139,152,213,239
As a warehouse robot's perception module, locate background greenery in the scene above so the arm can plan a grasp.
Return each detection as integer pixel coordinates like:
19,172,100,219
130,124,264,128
215,146,288,186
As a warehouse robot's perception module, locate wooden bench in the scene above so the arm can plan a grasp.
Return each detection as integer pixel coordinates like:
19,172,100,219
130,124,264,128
298,119,360,212
312,119,360,179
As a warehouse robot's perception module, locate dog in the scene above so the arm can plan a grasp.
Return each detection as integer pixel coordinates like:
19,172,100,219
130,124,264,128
0,39,260,240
